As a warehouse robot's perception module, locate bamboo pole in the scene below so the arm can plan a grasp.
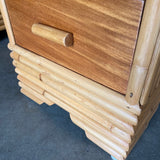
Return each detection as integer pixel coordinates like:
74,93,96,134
12,53,135,133
125,0,160,105
20,88,43,105
17,75,45,95
18,81,53,106
128,99,160,155
8,44,141,116
128,83,160,155
17,54,141,116
44,91,131,143
134,83,160,132
149,66,160,97
140,31,160,104
70,115,127,158
156,74,160,88
10,52,20,61
69,113,129,151
41,73,137,126
41,74,135,135
13,60,41,79
86,132,124,160
15,68,132,142
155,69,160,89
44,92,129,151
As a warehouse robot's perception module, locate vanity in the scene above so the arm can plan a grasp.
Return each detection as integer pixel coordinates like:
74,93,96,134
0,0,160,159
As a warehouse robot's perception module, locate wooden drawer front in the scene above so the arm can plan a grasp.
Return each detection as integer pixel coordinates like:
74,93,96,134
5,0,143,94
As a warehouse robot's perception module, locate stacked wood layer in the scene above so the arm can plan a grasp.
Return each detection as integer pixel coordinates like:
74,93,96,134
9,44,160,160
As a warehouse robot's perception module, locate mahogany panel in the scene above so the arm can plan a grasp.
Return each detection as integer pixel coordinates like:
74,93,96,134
5,0,144,94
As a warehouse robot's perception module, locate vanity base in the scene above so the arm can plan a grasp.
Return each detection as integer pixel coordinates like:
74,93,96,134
9,45,160,160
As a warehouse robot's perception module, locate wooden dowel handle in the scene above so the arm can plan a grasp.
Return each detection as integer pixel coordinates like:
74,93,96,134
31,24,73,47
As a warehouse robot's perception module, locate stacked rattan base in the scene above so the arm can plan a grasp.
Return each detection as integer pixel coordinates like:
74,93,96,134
9,44,160,160
0,10,5,31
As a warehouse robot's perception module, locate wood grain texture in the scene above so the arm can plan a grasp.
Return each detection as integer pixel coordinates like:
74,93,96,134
5,0,143,94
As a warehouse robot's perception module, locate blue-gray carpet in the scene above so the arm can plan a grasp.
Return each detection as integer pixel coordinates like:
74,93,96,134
0,31,160,160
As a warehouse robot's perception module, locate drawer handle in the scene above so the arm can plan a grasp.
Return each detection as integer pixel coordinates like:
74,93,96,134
31,24,73,47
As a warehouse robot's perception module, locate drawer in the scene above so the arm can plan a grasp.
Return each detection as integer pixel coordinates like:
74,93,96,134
5,0,144,94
